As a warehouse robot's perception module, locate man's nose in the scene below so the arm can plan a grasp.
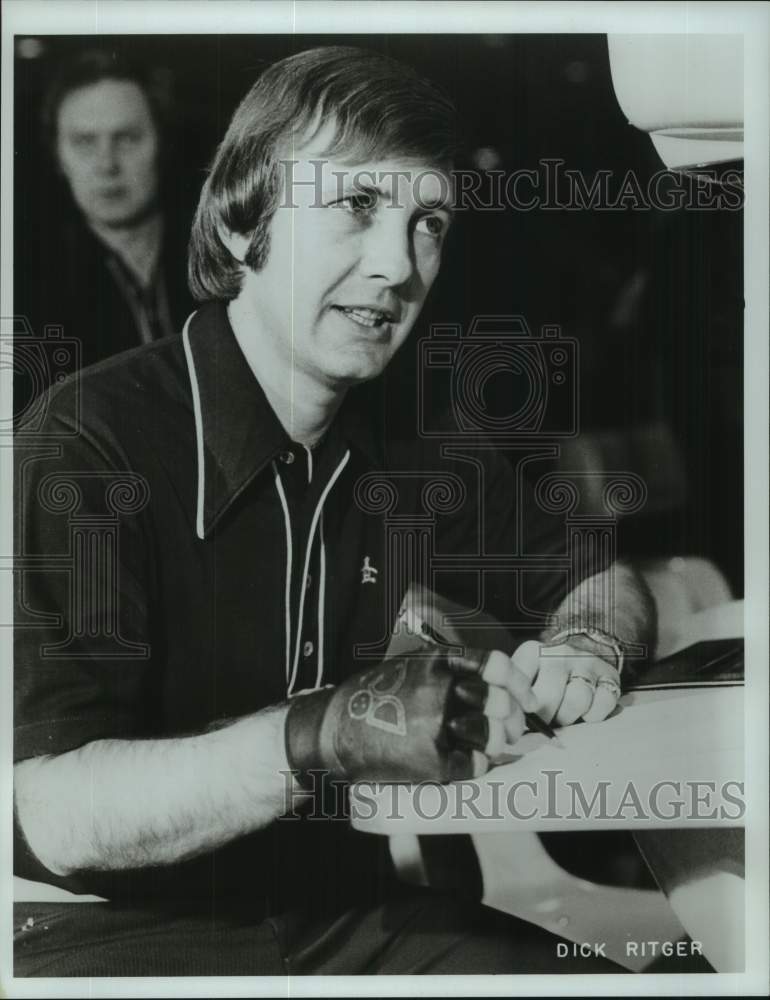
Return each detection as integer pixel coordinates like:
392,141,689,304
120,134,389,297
360,215,415,288
93,137,120,175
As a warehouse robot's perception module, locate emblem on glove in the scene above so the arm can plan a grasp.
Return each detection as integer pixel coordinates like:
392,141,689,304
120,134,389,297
347,662,407,736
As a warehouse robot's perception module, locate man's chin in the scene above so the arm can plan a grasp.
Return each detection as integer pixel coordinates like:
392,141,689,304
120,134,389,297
85,200,160,232
322,358,389,390
319,344,395,388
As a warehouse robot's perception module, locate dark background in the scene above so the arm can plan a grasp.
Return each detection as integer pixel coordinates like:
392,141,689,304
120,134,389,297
14,33,743,594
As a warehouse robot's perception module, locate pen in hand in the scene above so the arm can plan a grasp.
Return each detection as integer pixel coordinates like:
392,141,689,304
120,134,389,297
399,608,564,750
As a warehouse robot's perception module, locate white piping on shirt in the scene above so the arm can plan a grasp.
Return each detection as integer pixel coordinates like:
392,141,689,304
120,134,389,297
181,313,206,540
272,462,293,685
317,514,327,688
183,316,344,689
287,448,350,695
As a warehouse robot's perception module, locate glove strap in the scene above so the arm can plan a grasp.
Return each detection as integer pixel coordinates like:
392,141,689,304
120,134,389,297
284,687,336,790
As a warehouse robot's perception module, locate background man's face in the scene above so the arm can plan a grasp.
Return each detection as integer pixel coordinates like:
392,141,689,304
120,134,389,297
238,124,453,389
56,78,160,229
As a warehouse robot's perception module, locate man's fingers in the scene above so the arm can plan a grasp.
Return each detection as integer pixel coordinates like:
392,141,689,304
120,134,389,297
453,677,513,720
510,640,541,682
447,644,621,756
503,702,526,745
485,718,506,757
504,663,539,715
517,643,623,726
531,660,570,724
447,713,488,751
454,677,487,710
446,648,491,676
582,672,622,723
554,675,595,727
447,711,506,757
483,684,512,720
471,750,488,778
481,650,538,713
582,687,617,723
449,749,490,781
478,649,511,686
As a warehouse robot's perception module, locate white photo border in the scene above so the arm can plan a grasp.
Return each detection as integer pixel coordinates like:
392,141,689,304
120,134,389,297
1,1,767,997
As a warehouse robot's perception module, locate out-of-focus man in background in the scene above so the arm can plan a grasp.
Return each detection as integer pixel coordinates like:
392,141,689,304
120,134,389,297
14,49,192,410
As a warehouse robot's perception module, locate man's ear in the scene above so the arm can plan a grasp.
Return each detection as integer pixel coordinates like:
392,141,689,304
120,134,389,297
218,226,251,263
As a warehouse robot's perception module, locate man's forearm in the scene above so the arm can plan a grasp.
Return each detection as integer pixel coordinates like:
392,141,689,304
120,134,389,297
541,561,657,658
14,704,300,878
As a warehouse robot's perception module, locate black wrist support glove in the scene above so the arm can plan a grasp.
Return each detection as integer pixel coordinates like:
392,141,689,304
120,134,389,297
285,648,494,786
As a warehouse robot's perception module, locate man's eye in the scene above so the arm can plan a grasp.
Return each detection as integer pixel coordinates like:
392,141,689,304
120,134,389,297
335,192,377,213
416,215,448,239
116,131,142,147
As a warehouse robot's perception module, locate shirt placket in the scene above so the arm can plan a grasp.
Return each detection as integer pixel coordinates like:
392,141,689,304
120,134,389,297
276,445,322,695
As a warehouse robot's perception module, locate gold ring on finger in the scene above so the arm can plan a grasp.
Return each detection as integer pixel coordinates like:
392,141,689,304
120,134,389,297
596,677,621,697
570,673,595,688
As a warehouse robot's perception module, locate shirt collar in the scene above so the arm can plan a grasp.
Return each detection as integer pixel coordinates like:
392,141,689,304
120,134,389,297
183,302,383,538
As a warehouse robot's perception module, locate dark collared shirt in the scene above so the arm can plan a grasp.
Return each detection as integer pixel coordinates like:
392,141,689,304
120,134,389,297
14,302,590,911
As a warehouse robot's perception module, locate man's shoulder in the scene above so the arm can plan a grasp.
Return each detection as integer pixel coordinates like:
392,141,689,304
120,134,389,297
84,332,187,387
19,333,193,450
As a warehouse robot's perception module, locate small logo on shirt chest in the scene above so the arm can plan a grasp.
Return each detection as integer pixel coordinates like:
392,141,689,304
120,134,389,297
361,557,378,584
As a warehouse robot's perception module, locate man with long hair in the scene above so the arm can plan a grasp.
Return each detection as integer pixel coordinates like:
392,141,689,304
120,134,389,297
14,46,652,976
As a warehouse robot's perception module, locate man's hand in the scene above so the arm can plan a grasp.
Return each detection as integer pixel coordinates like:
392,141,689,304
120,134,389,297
512,640,622,727
284,648,538,785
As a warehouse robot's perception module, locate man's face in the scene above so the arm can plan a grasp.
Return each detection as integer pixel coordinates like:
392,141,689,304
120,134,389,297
56,78,160,229
236,125,453,389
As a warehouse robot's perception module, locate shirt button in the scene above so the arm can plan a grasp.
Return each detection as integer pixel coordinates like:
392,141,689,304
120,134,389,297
303,640,314,658
280,451,295,465
305,575,312,590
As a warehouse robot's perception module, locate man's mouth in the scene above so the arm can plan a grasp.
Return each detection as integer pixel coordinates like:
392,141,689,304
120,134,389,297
333,306,396,329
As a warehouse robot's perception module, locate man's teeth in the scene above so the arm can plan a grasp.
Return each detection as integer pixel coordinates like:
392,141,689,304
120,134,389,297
339,307,390,327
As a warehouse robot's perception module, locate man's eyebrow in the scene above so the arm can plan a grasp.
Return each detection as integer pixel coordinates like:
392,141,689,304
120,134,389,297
363,178,455,215
415,194,455,216
327,177,398,201
322,172,455,216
